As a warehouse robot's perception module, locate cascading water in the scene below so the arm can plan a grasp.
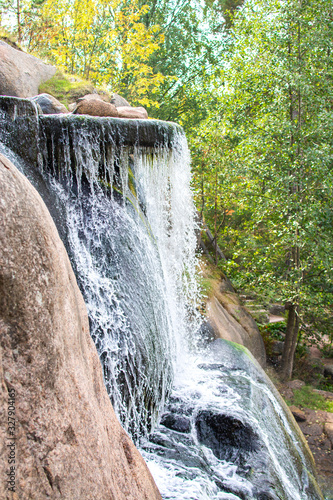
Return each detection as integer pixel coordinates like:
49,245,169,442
141,340,323,499
37,113,200,440
0,97,324,499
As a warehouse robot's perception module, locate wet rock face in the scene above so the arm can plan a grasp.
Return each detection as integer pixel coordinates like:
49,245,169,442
160,413,191,433
195,411,260,464
0,96,181,171
0,97,39,164
144,340,323,500
207,288,266,368
0,153,161,500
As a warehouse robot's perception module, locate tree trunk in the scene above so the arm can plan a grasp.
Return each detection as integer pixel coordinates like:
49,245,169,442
17,0,21,43
281,303,299,380
214,165,218,266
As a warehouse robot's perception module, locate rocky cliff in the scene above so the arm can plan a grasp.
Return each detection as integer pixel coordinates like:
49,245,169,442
0,153,161,499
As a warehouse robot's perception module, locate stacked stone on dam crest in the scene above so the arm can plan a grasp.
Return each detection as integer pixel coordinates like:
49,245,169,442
0,153,162,499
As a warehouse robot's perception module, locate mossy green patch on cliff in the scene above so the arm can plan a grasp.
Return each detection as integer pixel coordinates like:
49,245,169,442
198,257,224,299
39,71,109,106
223,338,252,358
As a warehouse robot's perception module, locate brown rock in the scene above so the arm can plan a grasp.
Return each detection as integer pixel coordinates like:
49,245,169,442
97,90,112,102
117,106,149,120
207,289,266,367
0,41,56,97
73,98,119,117
78,91,111,102
111,93,131,107
71,92,111,109
324,423,333,446
77,93,103,102
68,102,76,112
304,408,319,421
313,389,333,400
302,423,324,437
307,435,321,447
316,438,331,451
296,408,333,499
286,379,305,390
289,405,306,422
0,153,161,500
78,90,113,104
326,413,333,424
280,387,294,400
219,277,235,293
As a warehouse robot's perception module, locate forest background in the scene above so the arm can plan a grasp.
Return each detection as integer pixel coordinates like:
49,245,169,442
1,0,333,380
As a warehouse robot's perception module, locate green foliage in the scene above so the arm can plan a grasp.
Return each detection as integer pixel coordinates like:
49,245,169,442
2,0,230,118
203,0,244,29
2,0,332,379
0,28,22,49
1,0,166,107
261,322,286,341
321,343,333,359
286,385,333,413
139,0,229,127
191,0,333,378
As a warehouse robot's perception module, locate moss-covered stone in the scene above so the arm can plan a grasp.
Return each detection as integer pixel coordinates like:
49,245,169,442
39,71,110,106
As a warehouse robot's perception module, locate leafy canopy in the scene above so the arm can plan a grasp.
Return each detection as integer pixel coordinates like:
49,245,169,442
191,0,333,367
1,0,167,106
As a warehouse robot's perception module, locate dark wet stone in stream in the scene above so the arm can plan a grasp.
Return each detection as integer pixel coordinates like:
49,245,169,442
195,411,260,469
160,413,191,433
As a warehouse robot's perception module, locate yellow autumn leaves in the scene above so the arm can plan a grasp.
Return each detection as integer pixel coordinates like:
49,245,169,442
21,0,166,106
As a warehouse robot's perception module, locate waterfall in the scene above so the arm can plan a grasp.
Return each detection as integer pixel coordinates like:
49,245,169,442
37,114,200,440
0,97,323,500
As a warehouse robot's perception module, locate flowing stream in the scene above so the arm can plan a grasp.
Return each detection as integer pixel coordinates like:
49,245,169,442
0,99,323,499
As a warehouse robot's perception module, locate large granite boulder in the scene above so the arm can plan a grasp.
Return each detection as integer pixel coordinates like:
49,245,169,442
73,96,149,119
73,98,119,117
77,93,110,103
0,153,161,500
111,93,130,107
117,106,148,119
0,41,56,98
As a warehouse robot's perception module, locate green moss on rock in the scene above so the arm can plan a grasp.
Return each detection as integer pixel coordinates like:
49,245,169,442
39,71,110,106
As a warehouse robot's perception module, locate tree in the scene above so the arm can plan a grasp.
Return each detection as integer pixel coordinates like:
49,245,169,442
194,0,333,379
1,0,166,107
0,0,45,43
136,0,228,128
203,0,244,30
190,121,239,265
